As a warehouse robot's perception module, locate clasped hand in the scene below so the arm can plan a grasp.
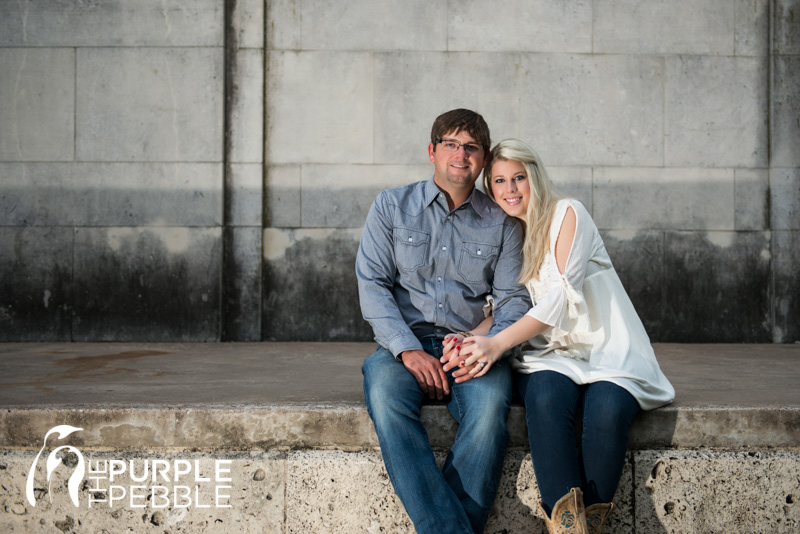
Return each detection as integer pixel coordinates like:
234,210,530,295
402,333,506,396
439,334,504,384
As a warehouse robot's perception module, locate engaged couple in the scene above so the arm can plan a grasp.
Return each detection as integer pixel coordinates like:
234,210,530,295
357,109,674,534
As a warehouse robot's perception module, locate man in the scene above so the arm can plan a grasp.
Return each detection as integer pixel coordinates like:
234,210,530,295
357,109,531,533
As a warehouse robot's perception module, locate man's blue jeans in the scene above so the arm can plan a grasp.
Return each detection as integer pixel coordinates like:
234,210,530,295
516,371,640,514
362,339,512,534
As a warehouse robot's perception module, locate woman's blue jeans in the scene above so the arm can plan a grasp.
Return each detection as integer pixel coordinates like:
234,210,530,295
516,371,640,514
362,339,512,534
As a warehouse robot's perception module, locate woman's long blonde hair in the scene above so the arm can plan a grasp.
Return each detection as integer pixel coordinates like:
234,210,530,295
484,139,562,284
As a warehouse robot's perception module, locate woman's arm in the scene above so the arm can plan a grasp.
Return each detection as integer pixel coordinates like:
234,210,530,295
451,315,549,381
453,206,580,381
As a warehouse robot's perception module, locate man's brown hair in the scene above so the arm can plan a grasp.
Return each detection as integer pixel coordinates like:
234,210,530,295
430,109,491,151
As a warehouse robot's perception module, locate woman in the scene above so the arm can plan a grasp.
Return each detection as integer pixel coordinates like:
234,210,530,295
443,139,674,534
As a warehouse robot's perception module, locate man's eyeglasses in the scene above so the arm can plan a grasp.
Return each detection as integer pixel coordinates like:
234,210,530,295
434,139,485,155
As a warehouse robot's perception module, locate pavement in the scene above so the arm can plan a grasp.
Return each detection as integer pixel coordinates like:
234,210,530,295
1,342,799,450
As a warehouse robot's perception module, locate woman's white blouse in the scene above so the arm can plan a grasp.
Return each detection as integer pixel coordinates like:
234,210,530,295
512,199,675,410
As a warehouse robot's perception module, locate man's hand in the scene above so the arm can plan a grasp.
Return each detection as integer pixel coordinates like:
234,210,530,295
401,349,450,400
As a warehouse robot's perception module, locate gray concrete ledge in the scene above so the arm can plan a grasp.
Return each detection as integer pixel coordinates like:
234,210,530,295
2,343,800,534
1,342,799,451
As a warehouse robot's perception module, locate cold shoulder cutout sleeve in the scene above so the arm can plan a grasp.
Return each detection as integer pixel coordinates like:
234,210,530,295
524,200,602,358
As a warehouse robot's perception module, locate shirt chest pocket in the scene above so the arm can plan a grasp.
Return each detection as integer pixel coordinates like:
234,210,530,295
394,227,430,272
458,241,498,283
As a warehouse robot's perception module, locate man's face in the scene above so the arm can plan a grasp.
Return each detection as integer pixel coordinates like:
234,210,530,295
428,129,488,192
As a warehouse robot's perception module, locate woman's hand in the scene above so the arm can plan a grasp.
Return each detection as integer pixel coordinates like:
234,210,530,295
455,335,505,382
440,333,465,366
441,334,482,379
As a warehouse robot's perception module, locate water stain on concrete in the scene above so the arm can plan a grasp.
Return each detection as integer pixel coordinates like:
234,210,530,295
72,227,221,342
603,230,772,342
3,350,171,393
51,350,171,380
0,227,73,341
262,230,372,342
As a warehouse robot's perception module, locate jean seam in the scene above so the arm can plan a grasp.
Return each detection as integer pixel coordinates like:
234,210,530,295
449,381,465,422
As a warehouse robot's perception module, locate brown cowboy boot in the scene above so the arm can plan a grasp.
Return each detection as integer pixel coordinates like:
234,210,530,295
540,487,589,534
585,502,614,534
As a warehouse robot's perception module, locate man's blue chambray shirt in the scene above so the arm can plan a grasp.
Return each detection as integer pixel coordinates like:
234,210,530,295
356,177,532,358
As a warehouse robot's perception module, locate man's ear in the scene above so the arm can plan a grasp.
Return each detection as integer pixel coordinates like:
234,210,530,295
481,151,490,169
428,143,436,162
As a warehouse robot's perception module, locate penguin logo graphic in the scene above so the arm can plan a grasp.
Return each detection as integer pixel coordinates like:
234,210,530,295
25,425,85,507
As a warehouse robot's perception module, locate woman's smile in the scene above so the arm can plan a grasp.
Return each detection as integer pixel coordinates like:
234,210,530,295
490,159,530,220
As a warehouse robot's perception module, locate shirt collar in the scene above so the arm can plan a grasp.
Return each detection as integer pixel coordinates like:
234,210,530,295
424,177,490,218
467,187,493,219
423,177,444,207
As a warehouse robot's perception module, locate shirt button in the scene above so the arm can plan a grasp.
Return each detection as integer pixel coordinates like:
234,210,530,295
408,237,413,242
442,246,447,251
438,303,443,309
477,250,482,255
437,277,442,282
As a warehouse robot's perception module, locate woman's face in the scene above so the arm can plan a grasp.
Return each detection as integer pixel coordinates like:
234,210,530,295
489,159,530,220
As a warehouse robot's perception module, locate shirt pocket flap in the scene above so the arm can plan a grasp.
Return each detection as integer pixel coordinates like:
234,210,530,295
394,227,431,272
395,227,431,247
461,241,498,259
458,241,498,283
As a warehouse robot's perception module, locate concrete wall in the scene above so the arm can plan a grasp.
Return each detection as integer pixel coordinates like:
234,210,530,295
1,1,798,342
0,1,227,341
